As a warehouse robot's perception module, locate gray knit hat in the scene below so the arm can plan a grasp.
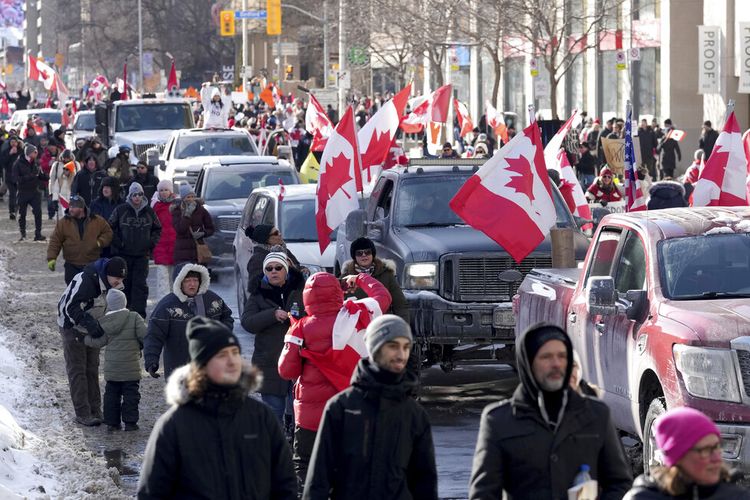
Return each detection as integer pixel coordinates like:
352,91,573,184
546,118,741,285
365,314,413,358
106,288,127,311
24,144,37,157
128,182,144,198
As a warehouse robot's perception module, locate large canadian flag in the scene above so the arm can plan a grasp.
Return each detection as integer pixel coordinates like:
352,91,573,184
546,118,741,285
28,55,57,91
454,99,474,138
692,110,749,207
543,110,592,220
316,106,363,253
450,121,556,263
357,83,411,186
305,93,333,152
486,101,509,144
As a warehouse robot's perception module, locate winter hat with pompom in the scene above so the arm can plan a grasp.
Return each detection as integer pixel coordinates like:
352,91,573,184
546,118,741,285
106,289,127,312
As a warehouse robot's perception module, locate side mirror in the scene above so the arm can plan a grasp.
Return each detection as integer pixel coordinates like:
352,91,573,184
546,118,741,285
345,209,367,241
625,289,649,323
586,276,617,316
158,160,167,171
367,220,385,242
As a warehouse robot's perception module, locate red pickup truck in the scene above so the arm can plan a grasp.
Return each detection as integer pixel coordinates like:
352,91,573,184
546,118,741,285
514,207,750,473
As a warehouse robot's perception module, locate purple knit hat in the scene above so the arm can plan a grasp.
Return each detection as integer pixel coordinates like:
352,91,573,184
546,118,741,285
654,407,720,466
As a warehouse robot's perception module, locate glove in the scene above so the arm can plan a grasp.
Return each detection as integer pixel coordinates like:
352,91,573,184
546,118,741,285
47,259,56,272
146,365,161,379
191,230,205,240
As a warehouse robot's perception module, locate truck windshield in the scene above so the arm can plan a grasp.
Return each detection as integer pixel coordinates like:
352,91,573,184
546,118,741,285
74,113,95,130
394,174,571,228
204,170,295,201
279,199,318,242
116,104,192,132
174,135,257,159
660,233,750,299
36,111,62,124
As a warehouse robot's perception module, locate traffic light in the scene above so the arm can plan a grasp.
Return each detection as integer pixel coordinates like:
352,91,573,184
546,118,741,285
267,0,281,36
220,10,235,37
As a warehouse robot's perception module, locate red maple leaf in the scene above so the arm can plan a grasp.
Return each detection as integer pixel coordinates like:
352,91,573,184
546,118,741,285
320,152,354,200
361,129,393,181
38,69,49,81
505,155,535,202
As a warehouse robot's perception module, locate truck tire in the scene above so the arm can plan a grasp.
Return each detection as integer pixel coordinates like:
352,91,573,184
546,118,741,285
642,397,667,474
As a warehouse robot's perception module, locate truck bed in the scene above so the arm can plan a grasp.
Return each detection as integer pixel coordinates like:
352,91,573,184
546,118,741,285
514,267,581,335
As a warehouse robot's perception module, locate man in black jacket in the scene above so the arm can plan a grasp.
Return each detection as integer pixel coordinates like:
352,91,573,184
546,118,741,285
303,315,438,500
109,182,161,317
469,323,631,499
12,144,46,241
699,120,719,161
57,256,127,426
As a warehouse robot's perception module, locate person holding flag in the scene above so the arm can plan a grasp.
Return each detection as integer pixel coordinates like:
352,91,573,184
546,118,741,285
623,101,648,212
278,271,391,495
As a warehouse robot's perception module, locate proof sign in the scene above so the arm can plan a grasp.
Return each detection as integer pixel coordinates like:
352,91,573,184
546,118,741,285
739,22,750,93
698,26,721,94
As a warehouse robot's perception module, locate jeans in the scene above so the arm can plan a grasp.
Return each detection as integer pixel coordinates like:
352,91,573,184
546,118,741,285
61,328,101,419
120,255,149,318
17,189,42,238
261,385,294,425
579,174,596,192
103,380,140,426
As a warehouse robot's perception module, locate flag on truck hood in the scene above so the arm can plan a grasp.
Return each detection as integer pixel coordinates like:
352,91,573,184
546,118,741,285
692,110,749,207
449,120,556,263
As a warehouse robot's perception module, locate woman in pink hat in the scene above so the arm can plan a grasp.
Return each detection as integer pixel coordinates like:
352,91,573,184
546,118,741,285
625,407,748,498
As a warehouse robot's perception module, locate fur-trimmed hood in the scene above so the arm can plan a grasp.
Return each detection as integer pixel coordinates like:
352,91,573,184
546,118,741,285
172,264,211,301
647,180,688,210
165,362,261,406
341,257,397,276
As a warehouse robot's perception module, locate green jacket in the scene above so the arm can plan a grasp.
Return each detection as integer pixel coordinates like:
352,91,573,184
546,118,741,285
341,258,409,322
85,308,146,381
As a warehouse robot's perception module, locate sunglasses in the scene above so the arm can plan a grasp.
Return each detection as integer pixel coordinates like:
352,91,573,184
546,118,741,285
355,249,372,257
265,265,285,272
602,175,612,179
131,193,143,197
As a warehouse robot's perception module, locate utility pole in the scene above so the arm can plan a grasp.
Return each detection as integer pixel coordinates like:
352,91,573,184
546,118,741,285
323,0,329,88
138,0,143,92
338,0,346,114
242,0,248,93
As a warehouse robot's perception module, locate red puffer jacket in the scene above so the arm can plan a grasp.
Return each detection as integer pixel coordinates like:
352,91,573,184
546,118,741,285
151,200,176,265
278,273,391,431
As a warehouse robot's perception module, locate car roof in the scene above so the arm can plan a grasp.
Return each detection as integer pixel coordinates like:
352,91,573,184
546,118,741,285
114,98,190,106
174,127,248,136
602,207,750,239
201,157,293,172
252,184,318,200
12,108,62,116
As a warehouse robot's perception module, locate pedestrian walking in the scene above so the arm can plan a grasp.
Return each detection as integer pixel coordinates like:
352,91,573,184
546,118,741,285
57,256,128,426
128,161,159,201
151,179,177,301
303,314,438,500
137,317,297,500
83,288,146,432
143,264,233,379
48,149,79,219
624,407,748,499
638,119,658,181
468,323,632,499
89,176,123,224
244,224,301,293
108,182,161,317
171,184,214,270
12,143,46,241
278,272,392,495
657,119,681,179
241,250,305,430
46,195,113,284
71,155,106,207
0,135,22,219
699,120,719,161
106,145,133,190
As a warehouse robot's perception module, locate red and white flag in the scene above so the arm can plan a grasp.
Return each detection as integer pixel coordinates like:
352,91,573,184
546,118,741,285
400,96,430,134
28,55,57,91
692,110,749,207
358,83,411,185
454,99,474,138
87,75,110,102
0,96,9,116
666,129,686,142
0,77,5,90
449,121,556,263
428,84,451,122
316,106,363,253
400,84,452,133
305,93,333,152
58,194,69,210
278,178,286,202
486,101,509,144
167,60,179,91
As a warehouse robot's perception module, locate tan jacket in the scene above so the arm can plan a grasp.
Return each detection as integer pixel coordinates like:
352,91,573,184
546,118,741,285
47,211,113,266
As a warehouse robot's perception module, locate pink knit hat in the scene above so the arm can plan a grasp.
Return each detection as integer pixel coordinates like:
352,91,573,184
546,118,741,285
654,407,720,467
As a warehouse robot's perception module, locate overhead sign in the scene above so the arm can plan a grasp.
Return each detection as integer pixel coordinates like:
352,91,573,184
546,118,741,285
272,42,299,57
739,22,750,93
698,26,721,94
235,10,267,19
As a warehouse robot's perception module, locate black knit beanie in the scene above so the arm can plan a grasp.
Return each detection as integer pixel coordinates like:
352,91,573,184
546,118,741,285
245,224,274,244
524,325,568,365
350,237,376,260
105,257,127,278
187,317,241,366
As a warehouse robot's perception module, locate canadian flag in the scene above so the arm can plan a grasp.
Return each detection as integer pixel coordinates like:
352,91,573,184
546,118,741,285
666,129,686,142
543,110,593,220
358,83,411,186
167,60,179,91
87,75,110,102
486,101,509,144
692,110,749,207
55,74,69,108
400,96,430,134
454,99,474,138
28,55,57,91
316,106,363,253
400,84,452,134
450,120,556,263
305,93,333,152
383,144,408,169
58,194,69,210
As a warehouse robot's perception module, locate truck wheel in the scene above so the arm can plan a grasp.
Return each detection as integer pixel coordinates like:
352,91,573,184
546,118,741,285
642,397,667,474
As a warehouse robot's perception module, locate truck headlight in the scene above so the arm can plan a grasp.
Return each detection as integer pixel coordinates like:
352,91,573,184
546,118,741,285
673,345,742,403
405,262,438,289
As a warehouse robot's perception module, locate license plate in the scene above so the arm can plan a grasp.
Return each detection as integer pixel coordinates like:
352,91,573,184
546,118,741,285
493,308,515,328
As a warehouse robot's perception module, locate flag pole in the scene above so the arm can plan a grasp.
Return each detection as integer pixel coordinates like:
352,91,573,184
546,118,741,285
528,104,536,125
725,99,736,125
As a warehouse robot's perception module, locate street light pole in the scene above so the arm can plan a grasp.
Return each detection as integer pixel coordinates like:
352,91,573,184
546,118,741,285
338,0,346,114
323,0,328,88
242,0,248,93
138,0,143,92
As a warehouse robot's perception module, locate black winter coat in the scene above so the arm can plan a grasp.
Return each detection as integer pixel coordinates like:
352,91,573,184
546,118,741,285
647,181,688,210
57,258,111,333
129,172,159,201
0,145,21,184
246,244,302,293
624,473,750,499
144,264,233,377
137,365,296,500
699,128,719,161
108,199,161,257
658,137,681,171
303,359,438,500
241,269,306,396
71,167,107,206
12,154,41,193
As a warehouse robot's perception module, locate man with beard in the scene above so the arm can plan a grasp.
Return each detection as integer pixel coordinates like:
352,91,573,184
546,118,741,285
469,323,631,499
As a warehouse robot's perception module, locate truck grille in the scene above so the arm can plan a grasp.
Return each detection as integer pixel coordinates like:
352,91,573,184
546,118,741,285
447,254,553,302
736,350,750,395
134,143,165,159
216,215,240,233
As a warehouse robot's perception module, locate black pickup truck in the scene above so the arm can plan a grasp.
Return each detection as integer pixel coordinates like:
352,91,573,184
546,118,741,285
341,159,590,370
